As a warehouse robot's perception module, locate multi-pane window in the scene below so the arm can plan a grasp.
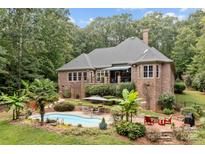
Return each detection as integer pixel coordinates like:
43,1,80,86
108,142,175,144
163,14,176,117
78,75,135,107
68,72,87,81
83,72,87,81
143,65,153,78
78,72,82,81
96,71,101,81
73,72,77,81
68,72,72,81
96,70,108,82
156,65,160,78
149,65,153,77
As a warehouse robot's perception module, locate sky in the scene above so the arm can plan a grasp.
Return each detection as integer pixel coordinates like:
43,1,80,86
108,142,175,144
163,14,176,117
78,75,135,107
69,8,199,28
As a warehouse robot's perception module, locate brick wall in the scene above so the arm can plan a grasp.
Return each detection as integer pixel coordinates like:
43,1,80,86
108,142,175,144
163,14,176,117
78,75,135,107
58,70,92,98
58,63,174,111
131,63,174,111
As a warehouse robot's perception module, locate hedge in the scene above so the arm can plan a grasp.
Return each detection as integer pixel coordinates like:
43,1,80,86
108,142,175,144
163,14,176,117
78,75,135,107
158,93,176,110
85,82,136,97
174,82,186,94
54,102,75,112
115,121,146,140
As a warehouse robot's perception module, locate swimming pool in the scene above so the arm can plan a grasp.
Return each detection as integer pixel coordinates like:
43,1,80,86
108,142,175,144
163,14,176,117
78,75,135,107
31,113,102,127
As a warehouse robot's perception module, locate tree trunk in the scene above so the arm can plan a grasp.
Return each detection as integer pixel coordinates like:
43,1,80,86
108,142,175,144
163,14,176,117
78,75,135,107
39,101,45,126
13,109,16,120
16,107,20,119
126,112,129,122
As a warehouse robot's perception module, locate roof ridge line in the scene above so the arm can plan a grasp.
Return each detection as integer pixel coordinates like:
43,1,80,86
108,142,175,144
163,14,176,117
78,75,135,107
83,53,94,69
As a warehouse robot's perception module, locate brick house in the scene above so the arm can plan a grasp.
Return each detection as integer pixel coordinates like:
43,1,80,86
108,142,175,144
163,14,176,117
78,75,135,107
57,30,175,111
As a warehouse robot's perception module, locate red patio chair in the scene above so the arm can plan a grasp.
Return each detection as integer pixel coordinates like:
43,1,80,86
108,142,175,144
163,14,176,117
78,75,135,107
164,115,173,124
144,116,155,125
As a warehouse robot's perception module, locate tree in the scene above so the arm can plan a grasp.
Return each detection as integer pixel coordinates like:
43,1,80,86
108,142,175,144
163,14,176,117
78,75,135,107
29,79,58,125
0,46,7,74
186,17,205,91
78,14,135,54
133,12,178,58
171,27,197,79
119,89,140,122
0,93,28,120
0,9,77,94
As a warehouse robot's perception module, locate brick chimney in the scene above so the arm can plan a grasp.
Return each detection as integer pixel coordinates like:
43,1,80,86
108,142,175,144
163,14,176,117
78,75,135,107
143,29,149,44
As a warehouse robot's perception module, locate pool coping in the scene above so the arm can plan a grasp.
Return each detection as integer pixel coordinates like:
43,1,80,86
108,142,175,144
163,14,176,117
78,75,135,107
30,111,113,127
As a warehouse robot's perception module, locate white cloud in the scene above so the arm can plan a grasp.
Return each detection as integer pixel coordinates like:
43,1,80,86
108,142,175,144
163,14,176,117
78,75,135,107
116,8,144,12
180,8,188,12
144,11,153,17
69,16,75,24
163,12,186,21
89,18,94,22
79,17,94,25
164,12,177,17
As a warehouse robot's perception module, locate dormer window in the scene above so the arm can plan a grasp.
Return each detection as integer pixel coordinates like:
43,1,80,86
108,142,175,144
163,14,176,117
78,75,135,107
143,65,153,78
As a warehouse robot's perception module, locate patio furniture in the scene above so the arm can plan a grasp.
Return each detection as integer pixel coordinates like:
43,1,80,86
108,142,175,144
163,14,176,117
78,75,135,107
93,107,101,115
144,116,155,125
164,115,173,124
158,119,165,126
150,116,159,123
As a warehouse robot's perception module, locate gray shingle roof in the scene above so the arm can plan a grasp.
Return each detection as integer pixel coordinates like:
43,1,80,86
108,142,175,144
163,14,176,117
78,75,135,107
57,37,172,71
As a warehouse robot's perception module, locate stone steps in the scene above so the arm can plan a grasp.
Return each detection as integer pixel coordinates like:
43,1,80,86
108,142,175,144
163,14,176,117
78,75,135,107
159,131,174,141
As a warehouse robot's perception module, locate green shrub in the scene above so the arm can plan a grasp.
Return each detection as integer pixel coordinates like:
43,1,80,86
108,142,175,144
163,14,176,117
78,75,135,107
115,121,146,140
158,93,176,110
104,101,114,106
115,82,136,97
104,95,115,99
173,103,183,112
163,108,174,115
192,103,204,117
99,118,107,130
63,127,112,136
174,127,190,142
85,82,136,97
174,82,186,94
54,102,75,112
85,84,116,96
181,107,199,119
62,89,71,98
184,75,192,88
192,72,205,92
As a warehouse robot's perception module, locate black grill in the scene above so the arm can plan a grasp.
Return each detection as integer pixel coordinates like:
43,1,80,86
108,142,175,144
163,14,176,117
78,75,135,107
184,113,195,127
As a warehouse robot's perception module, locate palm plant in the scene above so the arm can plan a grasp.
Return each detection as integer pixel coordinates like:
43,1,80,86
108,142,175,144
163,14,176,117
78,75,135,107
29,79,58,125
119,89,140,122
0,93,28,120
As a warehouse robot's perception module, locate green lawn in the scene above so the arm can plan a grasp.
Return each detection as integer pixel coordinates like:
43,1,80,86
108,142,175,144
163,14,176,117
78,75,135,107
176,90,205,144
0,120,132,145
176,90,205,109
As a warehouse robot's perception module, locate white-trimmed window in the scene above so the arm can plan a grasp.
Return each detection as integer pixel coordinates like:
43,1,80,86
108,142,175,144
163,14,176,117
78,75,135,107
156,65,160,78
83,72,87,81
78,72,82,81
96,70,108,82
68,72,72,81
143,65,153,78
73,72,77,81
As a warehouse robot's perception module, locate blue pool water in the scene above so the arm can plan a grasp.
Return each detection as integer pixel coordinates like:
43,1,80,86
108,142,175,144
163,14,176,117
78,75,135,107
31,113,102,127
